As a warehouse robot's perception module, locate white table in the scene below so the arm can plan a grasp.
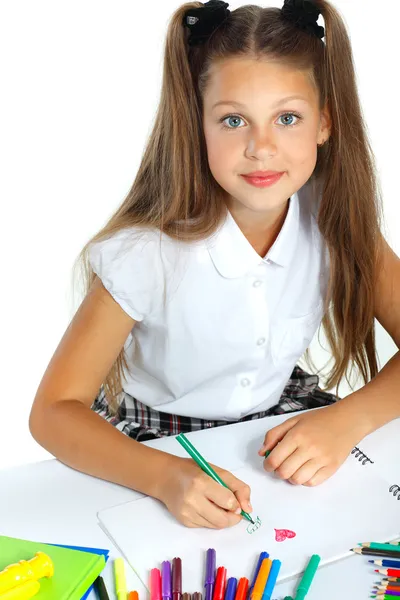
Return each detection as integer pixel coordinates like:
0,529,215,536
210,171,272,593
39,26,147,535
1,410,399,599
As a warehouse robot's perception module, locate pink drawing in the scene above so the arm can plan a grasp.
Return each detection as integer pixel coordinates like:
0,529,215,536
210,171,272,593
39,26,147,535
274,528,296,542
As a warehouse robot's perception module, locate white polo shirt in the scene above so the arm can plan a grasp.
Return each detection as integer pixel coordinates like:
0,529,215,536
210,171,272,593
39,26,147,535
88,179,330,420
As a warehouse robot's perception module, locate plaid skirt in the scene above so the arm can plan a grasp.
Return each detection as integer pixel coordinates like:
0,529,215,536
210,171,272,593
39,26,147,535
91,364,340,442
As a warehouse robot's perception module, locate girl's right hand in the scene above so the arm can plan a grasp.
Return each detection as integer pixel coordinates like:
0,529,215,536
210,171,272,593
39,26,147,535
155,456,253,528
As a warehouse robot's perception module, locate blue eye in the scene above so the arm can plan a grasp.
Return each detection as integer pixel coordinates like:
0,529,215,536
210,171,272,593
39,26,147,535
278,113,301,127
219,112,302,130
220,115,244,129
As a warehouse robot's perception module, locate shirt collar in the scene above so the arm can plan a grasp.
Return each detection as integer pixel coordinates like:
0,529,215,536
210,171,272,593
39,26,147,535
206,190,300,278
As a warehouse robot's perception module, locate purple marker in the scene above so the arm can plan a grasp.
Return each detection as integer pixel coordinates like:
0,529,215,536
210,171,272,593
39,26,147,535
204,548,216,600
162,561,172,600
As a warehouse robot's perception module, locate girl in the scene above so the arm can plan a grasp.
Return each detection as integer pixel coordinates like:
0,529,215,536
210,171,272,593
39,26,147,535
29,0,400,530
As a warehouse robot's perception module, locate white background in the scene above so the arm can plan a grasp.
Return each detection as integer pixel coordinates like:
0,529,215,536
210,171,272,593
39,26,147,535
0,0,398,469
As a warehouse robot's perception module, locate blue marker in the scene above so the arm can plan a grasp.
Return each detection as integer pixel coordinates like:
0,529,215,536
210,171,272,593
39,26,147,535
225,578,237,600
248,552,269,598
261,560,281,600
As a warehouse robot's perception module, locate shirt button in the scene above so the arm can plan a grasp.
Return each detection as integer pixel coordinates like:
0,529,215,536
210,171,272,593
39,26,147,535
253,280,262,287
257,337,266,346
241,378,251,387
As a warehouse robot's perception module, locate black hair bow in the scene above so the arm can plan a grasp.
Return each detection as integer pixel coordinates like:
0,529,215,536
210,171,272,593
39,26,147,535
183,0,231,47
281,0,325,39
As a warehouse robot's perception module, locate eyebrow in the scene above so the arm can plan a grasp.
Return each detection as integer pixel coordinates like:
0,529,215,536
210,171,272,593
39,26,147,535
212,95,310,110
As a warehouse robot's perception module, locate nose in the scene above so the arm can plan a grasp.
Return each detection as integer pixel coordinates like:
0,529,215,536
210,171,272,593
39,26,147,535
246,129,277,159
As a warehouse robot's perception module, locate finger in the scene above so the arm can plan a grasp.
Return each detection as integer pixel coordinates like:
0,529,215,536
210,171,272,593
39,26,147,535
204,474,242,513
303,464,339,487
273,448,313,481
258,417,300,456
218,469,252,513
179,500,227,529
263,435,298,473
183,514,219,529
197,496,242,529
287,458,322,485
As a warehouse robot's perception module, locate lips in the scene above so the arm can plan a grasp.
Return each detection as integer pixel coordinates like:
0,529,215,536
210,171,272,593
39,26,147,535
241,172,284,188
243,171,284,177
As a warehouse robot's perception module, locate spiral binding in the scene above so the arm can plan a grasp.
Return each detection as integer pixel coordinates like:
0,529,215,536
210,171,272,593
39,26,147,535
389,484,400,500
351,447,399,502
351,447,399,503
350,446,374,465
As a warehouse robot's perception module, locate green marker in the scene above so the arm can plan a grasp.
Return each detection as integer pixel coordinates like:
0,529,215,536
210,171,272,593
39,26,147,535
294,554,321,600
264,450,271,458
176,433,255,524
284,597,294,600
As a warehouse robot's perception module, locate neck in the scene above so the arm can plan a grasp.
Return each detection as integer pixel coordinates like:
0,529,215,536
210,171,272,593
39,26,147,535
226,197,290,258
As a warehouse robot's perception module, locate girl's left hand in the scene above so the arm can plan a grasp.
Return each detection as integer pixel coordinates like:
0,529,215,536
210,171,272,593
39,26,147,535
258,402,370,487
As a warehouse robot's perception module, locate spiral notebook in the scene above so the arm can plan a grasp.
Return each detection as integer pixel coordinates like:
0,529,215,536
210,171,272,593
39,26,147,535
97,449,400,591
348,417,400,501
350,446,400,500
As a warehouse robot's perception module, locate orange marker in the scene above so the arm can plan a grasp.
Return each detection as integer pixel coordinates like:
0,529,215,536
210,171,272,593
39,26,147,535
128,593,139,600
251,559,272,600
235,578,249,600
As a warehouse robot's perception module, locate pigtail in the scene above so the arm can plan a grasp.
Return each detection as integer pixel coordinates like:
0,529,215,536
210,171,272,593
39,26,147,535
311,1,383,393
144,2,226,235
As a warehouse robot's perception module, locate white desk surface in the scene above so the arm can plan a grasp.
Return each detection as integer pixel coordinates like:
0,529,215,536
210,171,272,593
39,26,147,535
1,410,399,600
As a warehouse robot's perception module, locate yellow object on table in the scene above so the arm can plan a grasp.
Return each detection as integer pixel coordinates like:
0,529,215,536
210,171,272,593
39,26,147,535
0,579,41,599
0,552,53,594
114,558,127,600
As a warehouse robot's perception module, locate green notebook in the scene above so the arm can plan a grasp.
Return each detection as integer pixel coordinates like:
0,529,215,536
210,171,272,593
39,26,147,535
0,535,106,599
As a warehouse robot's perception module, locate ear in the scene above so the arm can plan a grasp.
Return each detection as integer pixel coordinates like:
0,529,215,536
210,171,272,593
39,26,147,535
318,102,332,145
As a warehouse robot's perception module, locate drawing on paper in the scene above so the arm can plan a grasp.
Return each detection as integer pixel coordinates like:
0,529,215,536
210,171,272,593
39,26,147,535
274,528,296,542
246,516,262,534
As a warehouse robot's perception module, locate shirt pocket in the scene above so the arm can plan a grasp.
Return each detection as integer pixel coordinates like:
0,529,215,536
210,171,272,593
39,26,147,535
270,301,324,372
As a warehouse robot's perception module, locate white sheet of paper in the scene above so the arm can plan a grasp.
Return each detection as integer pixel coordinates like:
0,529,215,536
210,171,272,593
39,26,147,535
97,453,400,591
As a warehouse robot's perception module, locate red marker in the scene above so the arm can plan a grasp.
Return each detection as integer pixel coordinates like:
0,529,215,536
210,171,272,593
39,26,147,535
172,558,182,600
151,569,162,600
235,578,249,600
212,567,227,600
376,569,400,577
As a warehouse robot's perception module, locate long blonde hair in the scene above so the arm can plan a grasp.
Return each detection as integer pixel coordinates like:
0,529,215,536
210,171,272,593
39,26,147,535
73,0,385,412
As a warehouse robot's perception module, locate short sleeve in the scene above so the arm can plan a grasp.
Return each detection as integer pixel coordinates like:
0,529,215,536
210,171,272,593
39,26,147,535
88,228,163,322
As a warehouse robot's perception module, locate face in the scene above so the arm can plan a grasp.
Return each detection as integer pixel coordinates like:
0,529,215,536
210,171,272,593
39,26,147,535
202,57,331,220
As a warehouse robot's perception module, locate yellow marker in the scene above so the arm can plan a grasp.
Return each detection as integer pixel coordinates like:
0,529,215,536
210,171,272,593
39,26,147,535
251,558,272,600
114,557,127,600
0,580,41,599
0,552,54,594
